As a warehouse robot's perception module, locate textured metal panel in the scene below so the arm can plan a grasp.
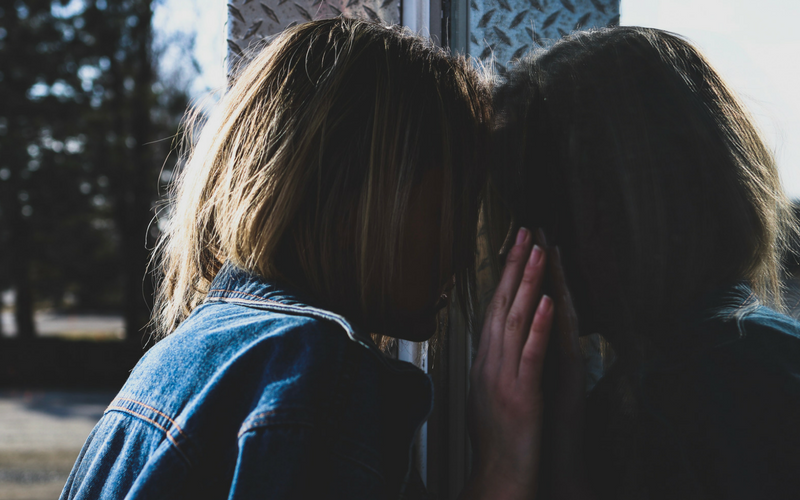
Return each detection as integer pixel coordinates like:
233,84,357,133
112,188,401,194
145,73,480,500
226,0,401,70
469,0,620,74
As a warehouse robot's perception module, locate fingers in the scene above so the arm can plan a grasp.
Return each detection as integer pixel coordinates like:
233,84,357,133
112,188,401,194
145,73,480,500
501,243,546,378
518,294,554,381
476,227,532,368
533,227,548,249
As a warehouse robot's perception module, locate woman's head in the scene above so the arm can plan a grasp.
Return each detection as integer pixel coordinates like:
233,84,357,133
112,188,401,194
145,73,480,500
156,18,492,340
493,27,796,358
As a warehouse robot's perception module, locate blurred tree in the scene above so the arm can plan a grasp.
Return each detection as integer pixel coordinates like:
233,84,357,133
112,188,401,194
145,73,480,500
0,0,192,341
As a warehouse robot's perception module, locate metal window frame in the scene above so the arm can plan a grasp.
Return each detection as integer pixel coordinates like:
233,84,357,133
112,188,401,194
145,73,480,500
398,2,473,496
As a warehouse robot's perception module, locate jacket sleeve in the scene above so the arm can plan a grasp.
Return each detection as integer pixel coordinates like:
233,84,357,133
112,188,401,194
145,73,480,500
227,423,389,500
690,320,800,500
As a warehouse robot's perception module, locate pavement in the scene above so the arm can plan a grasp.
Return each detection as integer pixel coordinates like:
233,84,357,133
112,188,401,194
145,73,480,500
1,312,124,340
0,390,116,500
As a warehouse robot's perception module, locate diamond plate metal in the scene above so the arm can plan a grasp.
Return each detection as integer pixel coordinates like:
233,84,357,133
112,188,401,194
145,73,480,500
226,0,401,72
469,0,620,74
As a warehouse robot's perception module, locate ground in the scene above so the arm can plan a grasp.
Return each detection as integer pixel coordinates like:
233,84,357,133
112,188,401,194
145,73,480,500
0,390,115,500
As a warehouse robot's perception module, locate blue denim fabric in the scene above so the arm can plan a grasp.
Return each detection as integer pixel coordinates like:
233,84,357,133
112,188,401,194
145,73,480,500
60,263,433,499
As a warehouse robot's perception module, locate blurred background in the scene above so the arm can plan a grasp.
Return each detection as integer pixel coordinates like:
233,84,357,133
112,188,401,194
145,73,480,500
0,0,798,498
0,0,225,361
0,0,224,497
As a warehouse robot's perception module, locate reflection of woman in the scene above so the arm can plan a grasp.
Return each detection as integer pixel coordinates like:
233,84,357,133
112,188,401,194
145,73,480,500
60,18,556,500
494,27,800,499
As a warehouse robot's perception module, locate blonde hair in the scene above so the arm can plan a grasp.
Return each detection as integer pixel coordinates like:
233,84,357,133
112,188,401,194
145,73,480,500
154,18,492,338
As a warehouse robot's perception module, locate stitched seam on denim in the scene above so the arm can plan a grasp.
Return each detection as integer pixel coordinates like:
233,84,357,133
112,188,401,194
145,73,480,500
112,397,189,442
245,410,278,421
208,297,310,313
104,406,192,466
330,449,386,482
206,289,287,304
206,295,340,322
205,289,340,320
237,420,314,439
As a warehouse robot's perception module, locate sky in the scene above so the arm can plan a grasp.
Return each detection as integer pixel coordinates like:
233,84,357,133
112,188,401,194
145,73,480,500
622,0,800,199
155,0,800,199
152,0,227,100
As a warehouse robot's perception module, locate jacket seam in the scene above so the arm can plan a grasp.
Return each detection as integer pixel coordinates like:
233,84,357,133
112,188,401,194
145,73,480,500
111,397,190,442
207,288,288,305
104,406,193,466
245,409,279,421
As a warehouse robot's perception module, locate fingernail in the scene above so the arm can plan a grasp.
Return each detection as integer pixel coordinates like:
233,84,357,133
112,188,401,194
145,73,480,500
529,245,543,266
516,227,528,246
539,295,553,315
535,228,548,247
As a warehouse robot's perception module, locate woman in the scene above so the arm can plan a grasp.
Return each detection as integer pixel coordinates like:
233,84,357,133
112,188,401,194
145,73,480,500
61,18,556,500
493,27,800,499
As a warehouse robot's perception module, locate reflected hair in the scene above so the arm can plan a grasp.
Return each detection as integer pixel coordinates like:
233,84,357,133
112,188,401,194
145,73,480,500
493,27,797,362
153,18,491,338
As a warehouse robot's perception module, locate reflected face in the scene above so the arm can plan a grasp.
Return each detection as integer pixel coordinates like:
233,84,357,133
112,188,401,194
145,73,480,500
560,212,625,339
383,168,453,341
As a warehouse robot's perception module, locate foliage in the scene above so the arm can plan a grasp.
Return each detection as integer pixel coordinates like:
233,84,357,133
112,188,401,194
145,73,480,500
0,0,193,339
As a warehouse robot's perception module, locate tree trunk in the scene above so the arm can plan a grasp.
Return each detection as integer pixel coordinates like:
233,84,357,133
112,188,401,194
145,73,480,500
9,207,36,340
119,0,156,342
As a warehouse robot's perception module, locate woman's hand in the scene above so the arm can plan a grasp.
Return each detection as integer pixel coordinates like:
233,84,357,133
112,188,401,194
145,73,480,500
463,227,554,500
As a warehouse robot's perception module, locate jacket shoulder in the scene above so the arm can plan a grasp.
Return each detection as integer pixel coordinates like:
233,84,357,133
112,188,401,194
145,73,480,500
127,301,359,410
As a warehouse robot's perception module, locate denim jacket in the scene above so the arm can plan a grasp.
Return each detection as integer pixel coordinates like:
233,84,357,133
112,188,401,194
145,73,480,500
60,263,433,499
585,283,800,500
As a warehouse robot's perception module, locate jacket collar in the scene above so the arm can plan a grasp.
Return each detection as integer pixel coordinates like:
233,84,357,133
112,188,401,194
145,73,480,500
642,281,758,373
204,261,381,355
681,281,758,325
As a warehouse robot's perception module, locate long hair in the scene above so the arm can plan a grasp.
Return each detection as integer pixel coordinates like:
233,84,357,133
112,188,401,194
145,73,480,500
154,18,491,338
493,26,796,364
493,26,798,498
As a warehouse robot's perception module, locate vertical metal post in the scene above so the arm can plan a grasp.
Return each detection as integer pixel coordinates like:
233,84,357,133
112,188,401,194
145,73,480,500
398,340,429,484
403,0,442,43
402,0,430,36
449,0,469,54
